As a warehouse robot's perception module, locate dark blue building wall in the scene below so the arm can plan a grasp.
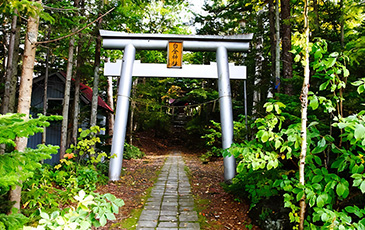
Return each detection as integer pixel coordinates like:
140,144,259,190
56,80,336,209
27,123,62,165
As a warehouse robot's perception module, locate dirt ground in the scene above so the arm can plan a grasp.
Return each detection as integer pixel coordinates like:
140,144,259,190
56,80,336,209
96,132,260,229
183,152,260,230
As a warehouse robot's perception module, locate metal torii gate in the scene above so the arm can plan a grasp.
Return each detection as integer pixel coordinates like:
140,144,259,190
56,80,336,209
101,30,253,182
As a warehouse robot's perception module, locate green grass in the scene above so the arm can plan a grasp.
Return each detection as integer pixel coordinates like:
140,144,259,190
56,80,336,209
110,208,143,229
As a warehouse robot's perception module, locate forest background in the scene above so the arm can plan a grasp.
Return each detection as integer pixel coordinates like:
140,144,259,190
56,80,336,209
0,0,364,229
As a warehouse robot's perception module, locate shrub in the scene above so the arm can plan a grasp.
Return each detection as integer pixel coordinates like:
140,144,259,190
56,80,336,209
24,190,124,230
123,143,145,160
21,126,110,223
0,113,62,229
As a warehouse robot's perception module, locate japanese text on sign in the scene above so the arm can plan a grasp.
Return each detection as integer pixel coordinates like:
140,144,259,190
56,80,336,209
167,41,183,68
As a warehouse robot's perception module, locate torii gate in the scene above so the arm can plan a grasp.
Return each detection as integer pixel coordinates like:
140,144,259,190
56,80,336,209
101,30,253,182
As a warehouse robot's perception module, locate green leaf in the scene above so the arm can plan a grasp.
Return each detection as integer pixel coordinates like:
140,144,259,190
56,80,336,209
314,49,323,60
358,165,364,173
329,52,339,58
331,159,342,169
105,212,116,220
313,155,322,165
324,57,336,68
337,122,349,129
360,181,365,193
312,175,323,183
312,183,322,190
266,104,273,112
354,124,365,140
309,196,316,207
319,81,330,91
351,173,363,180
336,183,346,196
352,80,362,86
100,215,107,226
318,138,326,148
261,131,269,142
310,95,319,110
343,67,349,77
296,190,304,201
312,145,326,154
345,206,356,213
316,194,327,208
294,54,301,62
358,85,365,94
321,167,328,175
352,164,360,174
40,212,49,220
80,221,91,230
352,179,362,190
275,139,281,149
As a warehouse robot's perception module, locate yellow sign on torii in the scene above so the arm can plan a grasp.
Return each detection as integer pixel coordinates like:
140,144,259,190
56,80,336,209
167,41,183,68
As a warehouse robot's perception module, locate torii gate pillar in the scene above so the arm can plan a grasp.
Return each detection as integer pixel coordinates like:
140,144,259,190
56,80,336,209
101,30,253,183
216,46,235,181
109,44,136,180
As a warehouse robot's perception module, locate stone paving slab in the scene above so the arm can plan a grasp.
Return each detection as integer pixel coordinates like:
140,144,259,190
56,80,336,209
136,153,200,229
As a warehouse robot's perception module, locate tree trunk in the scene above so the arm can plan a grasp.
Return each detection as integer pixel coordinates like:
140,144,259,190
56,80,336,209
42,27,51,144
106,75,114,145
10,0,41,210
8,19,21,114
253,11,264,113
72,45,81,145
60,34,76,159
281,0,293,95
269,0,276,95
72,0,81,144
2,11,18,114
299,0,310,228
275,0,281,94
129,78,138,145
0,12,20,154
90,15,102,127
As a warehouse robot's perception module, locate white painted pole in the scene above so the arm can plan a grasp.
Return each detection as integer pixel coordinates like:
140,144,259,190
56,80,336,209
216,46,236,182
109,44,136,181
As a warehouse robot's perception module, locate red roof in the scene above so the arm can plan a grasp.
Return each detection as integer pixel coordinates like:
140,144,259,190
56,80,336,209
59,72,113,113
79,82,114,113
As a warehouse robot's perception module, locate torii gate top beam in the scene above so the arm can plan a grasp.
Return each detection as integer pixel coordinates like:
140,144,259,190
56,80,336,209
100,30,253,52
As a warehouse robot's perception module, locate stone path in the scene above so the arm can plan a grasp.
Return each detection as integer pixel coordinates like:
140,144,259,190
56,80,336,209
136,153,200,230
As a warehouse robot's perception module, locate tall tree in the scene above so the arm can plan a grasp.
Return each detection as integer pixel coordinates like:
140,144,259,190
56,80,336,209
72,43,81,144
90,1,104,127
129,78,138,144
253,11,264,112
8,21,21,114
269,0,276,95
42,27,51,145
72,0,82,145
275,0,280,94
10,0,42,210
1,10,19,114
299,0,310,228
60,33,76,159
281,0,293,95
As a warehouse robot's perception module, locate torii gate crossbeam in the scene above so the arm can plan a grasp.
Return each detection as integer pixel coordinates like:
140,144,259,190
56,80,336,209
101,30,253,183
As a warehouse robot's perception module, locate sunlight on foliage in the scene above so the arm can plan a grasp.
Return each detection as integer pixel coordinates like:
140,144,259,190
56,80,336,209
24,190,124,229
